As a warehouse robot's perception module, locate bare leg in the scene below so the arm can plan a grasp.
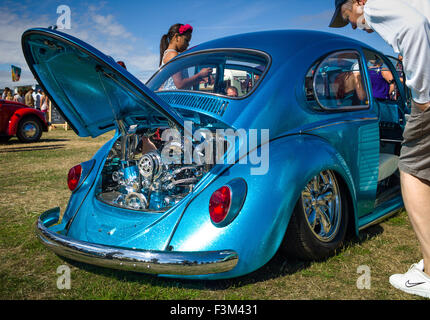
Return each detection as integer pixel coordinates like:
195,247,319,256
400,170,430,275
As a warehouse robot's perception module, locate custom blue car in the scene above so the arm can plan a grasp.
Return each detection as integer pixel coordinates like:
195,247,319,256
27,27,409,280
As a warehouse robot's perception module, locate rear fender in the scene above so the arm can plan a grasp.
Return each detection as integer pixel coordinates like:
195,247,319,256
61,132,119,227
167,134,357,279
7,108,48,135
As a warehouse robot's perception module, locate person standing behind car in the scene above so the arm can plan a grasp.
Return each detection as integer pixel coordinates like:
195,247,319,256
40,91,49,120
5,90,13,101
33,89,42,110
25,88,34,107
329,0,430,299
13,89,24,104
2,87,11,100
159,23,212,90
160,23,193,67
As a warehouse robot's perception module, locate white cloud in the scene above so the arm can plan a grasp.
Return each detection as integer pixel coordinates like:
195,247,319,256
0,5,51,87
92,14,135,39
0,70,36,89
0,7,50,65
0,2,159,88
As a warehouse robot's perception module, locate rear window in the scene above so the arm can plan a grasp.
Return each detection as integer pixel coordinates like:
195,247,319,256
147,50,269,98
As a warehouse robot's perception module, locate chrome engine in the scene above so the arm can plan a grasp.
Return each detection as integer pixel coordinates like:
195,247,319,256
96,128,214,212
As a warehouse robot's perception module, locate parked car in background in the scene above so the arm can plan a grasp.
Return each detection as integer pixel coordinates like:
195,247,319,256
27,27,408,280
0,100,48,143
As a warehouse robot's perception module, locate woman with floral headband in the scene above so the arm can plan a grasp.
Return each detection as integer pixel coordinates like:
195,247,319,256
159,23,212,90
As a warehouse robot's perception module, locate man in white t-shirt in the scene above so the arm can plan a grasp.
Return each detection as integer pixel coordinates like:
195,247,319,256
330,0,430,298
32,89,42,110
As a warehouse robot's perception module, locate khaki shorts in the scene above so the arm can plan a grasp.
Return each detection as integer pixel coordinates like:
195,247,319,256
398,104,430,182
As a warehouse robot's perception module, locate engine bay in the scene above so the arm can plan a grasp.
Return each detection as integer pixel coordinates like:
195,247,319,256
96,126,217,212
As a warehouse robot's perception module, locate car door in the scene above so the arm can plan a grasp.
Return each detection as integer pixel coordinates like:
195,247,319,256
0,103,15,134
364,49,408,127
362,49,408,206
308,50,381,217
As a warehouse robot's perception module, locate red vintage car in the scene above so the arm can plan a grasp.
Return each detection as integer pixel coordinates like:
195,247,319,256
0,99,49,143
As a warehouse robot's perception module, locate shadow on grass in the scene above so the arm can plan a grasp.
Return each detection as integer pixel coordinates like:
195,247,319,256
0,144,67,153
0,137,70,145
60,225,385,293
62,253,309,293
353,224,385,244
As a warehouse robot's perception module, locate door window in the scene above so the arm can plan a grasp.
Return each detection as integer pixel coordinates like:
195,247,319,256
363,50,399,102
386,55,411,108
363,49,406,127
306,51,369,110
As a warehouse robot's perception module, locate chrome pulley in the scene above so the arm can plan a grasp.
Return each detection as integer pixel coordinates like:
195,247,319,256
138,151,162,180
124,192,148,210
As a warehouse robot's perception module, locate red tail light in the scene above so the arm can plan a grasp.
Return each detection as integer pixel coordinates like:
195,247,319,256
68,164,82,191
209,186,232,224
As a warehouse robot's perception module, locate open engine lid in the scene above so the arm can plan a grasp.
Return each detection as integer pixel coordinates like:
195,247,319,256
21,28,184,137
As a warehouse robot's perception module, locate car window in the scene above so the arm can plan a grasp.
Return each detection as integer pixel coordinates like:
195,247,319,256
147,50,268,98
387,56,405,90
363,50,400,102
305,51,369,110
386,55,411,108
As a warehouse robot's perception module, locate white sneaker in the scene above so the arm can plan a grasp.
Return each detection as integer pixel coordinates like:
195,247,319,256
389,260,430,299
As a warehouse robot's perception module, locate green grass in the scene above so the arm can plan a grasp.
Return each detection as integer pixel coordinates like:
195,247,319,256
0,129,427,300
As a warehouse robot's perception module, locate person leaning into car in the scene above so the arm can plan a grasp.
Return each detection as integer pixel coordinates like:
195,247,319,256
159,23,212,90
329,0,430,298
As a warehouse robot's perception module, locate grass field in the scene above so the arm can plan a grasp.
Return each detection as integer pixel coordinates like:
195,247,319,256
0,129,426,300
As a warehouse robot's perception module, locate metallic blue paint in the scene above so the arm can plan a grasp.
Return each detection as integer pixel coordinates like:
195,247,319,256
28,28,406,279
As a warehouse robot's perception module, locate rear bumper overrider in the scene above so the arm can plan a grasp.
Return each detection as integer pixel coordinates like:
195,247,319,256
35,207,239,276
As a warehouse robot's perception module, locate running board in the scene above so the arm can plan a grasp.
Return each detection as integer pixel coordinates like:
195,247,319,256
358,195,404,231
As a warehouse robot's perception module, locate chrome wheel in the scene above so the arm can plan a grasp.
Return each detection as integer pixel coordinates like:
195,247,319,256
17,117,43,143
22,122,38,139
301,170,341,242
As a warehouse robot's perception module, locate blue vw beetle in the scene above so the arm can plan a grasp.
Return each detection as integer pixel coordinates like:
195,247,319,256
26,27,408,280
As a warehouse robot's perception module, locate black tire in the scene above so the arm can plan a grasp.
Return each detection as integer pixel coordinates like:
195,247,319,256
281,170,348,261
16,117,43,143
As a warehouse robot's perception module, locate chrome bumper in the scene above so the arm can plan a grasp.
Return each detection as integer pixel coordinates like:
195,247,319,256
35,208,238,276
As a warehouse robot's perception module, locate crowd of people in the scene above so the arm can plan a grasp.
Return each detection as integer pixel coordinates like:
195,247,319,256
1,87,50,119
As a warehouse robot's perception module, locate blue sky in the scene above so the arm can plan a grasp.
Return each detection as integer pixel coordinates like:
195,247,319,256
0,0,396,88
